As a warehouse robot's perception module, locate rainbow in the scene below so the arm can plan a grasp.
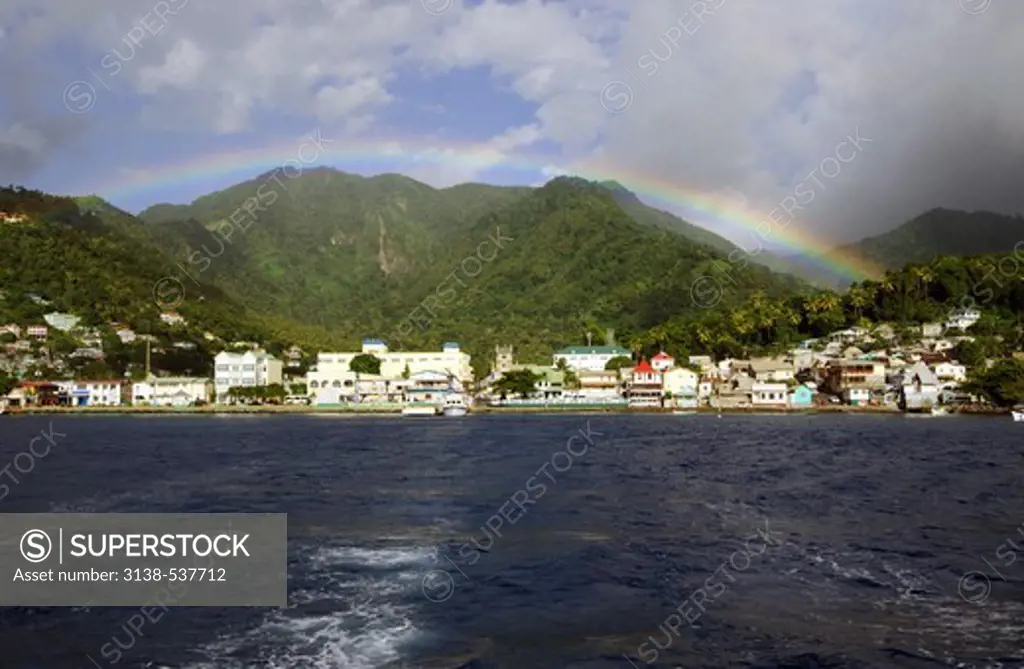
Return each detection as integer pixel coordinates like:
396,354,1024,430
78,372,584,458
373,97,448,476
89,134,882,284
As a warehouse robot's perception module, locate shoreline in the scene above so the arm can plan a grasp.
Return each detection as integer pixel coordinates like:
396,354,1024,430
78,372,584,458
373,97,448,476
2,404,1008,417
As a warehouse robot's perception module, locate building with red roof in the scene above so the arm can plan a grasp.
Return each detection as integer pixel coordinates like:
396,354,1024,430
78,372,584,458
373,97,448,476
628,358,663,408
651,350,675,372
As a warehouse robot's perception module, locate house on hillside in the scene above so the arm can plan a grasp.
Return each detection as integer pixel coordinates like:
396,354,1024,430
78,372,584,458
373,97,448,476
43,312,80,332
650,351,675,372
751,357,794,382
945,308,981,331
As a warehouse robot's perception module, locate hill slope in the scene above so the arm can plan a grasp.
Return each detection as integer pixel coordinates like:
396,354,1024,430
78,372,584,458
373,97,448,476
0,187,335,364
134,172,810,363
837,208,1024,271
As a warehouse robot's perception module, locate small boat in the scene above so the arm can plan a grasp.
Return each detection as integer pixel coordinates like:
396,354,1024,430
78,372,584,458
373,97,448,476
672,410,697,415
441,393,470,417
1012,406,1024,422
930,406,949,416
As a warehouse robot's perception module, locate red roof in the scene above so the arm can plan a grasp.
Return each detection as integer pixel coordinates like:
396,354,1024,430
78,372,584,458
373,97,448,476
652,351,674,361
634,358,655,373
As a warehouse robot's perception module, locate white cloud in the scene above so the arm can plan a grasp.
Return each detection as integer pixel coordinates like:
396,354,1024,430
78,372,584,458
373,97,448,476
2,0,1023,246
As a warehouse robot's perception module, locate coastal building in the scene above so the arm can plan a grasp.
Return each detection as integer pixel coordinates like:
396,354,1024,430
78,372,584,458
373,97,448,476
552,345,631,372
663,367,699,396
788,383,815,408
688,355,714,372
651,351,675,372
0,324,21,338
132,377,212,406
750,358,795,382
55,379,128,406
26,325,48,338
626,359,662,408
930,360,966,385
576,370,621,401
842,386,872,406
751,382,788,408
313,339,473,385
494,345,516,375
213,350,284,402
824,359,887,394
43,312,80,332
899,361,940,411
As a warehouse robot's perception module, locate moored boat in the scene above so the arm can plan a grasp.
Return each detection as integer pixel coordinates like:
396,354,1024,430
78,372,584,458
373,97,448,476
441,393,470,417
1012,406,1024,422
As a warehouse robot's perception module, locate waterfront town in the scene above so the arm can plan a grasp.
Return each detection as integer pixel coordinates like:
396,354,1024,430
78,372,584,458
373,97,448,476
0,302,998,413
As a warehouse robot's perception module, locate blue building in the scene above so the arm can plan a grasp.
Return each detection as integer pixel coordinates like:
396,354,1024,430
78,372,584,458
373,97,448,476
788,383,815,408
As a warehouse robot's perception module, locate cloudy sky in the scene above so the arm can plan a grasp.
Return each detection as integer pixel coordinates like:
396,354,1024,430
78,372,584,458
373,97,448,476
1,0,1021,248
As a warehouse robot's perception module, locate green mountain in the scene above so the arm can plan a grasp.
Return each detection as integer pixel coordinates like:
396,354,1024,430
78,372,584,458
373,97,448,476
132,171,809,366
837,208,1024,271
595,180,829,287
0,186,334,377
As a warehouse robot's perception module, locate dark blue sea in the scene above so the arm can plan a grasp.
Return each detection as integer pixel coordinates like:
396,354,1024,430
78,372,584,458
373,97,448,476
0,413,1022,669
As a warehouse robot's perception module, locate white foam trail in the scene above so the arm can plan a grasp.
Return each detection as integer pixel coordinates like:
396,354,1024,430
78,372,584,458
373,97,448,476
183,545,427,669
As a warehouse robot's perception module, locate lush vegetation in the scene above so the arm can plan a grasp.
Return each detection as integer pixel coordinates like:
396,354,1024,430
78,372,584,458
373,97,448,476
964,359,1024,407
621,252,1024,364
225,383,287,404
0,187,335,380
6,176,1024,396
129,173,807,371
492,369,541,398
836,208,1024,272
349,353,381,375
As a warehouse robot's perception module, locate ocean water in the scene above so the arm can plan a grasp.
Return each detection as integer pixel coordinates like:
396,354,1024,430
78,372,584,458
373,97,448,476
0,413,1022,669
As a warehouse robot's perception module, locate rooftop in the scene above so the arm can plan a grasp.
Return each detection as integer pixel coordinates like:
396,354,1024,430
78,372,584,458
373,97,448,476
555,345,630,355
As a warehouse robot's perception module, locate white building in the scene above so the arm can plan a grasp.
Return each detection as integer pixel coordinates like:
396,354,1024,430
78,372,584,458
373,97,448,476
751,382,788,407
313,339,473,385
26,325,48,338
931,361,967,385
43,312,80,332
552,345,632,372
133,377,212,406
663,367,699,396
56,379,127,406
214,350,284,401
751,358,795,382
945,308,981,330
650,351,675,372
160,311,187,326
116,328,137,344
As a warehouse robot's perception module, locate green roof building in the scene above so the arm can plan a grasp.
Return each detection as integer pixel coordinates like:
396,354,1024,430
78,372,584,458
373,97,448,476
552,345,632,372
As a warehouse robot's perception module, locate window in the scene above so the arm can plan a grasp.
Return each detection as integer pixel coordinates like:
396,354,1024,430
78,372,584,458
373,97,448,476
216,364,228,372
309,381,319,389
332,380,341,388
243,364,255,372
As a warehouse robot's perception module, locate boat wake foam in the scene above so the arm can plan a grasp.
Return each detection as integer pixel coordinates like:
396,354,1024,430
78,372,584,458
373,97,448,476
181,544,432,669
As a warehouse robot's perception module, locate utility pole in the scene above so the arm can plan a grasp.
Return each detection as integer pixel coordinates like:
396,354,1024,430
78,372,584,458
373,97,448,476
145,339,151,379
